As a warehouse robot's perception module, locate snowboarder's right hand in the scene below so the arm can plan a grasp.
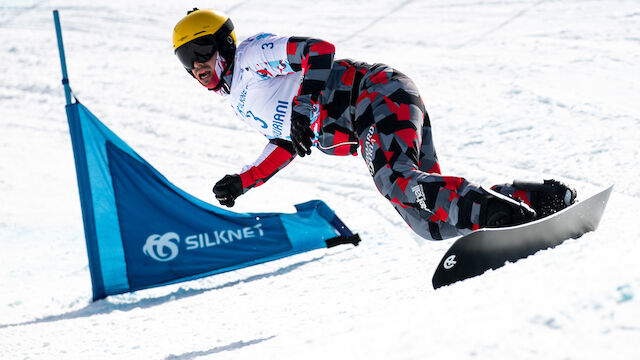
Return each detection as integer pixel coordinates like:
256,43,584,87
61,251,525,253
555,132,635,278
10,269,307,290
213,174,243,207
290,112,314,157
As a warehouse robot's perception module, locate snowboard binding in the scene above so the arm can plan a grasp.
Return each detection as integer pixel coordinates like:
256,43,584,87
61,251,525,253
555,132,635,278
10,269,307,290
457,187,536,229
492,179,577,219
479,187,536,228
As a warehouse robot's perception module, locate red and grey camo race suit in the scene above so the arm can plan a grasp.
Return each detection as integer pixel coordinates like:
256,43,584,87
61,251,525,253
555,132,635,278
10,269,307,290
239,37,532,240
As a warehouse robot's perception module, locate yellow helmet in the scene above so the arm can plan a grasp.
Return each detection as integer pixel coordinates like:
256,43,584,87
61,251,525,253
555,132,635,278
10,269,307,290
172,8,236,51
173,8,236,91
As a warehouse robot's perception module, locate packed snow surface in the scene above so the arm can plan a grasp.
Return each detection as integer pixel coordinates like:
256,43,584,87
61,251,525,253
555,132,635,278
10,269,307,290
1,0,639,358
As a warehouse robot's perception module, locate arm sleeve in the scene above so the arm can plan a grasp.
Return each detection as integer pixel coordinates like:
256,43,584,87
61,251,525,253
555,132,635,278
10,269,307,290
238,138,296,192
286,37,336,116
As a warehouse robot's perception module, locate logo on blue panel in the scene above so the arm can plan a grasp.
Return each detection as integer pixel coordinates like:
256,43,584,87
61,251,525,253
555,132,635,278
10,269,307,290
142,224,266,262
143,232,180,262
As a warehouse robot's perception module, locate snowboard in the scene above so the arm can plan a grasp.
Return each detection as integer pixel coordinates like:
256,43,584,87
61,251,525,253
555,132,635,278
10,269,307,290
432,185,613,289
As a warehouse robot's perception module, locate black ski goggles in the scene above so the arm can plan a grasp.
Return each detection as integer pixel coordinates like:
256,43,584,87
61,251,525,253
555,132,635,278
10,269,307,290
175,35,218,71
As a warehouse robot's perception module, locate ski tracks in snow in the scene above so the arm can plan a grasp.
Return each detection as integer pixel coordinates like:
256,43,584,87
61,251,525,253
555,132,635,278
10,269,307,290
453,0,549,49
337,0,415,44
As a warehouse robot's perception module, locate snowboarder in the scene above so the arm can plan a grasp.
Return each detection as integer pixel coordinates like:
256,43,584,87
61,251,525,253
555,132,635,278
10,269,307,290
172,8,577,241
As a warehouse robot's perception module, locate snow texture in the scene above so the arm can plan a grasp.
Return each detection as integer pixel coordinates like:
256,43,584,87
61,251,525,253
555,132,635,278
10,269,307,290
1,0,639,358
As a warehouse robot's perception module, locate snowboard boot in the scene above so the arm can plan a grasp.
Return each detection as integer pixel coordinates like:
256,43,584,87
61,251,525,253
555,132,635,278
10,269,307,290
457,187,536,229
492,179,577,219
479,187,536,228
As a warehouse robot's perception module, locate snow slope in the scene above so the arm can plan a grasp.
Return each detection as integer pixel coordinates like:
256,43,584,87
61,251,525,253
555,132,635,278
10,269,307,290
1,0,639,358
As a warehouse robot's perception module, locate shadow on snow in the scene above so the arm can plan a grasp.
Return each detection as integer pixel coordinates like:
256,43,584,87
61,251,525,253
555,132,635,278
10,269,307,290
164,336,277,360
0,254,330,329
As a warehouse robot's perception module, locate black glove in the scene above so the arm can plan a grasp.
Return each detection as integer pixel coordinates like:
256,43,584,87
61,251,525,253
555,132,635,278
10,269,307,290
212,174,243,207
290,112,314,157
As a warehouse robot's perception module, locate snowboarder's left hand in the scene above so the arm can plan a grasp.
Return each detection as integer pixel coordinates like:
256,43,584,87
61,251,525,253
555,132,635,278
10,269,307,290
290,112,314,157
213,174,243,207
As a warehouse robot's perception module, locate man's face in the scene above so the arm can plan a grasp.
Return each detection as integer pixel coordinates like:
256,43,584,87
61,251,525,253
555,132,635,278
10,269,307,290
191,52,218,87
